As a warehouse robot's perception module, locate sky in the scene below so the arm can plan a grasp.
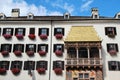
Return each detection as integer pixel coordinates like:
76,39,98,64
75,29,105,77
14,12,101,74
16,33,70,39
0,0,120,17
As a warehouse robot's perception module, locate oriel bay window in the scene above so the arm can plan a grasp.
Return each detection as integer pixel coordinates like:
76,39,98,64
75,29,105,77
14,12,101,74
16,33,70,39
105,27,116,37
107,43,118,55
39,28,49,40
38,44,48,56
0,61,9,74
108,61,120,71
53,61,64,75
26,44,36,56
54,28,64,39
1,44,12,56
13,44,24,56
54,44,64,56
36,61,47,74
10,61,22,74
15,28,25,39
28,28,36,39
3,28,13,39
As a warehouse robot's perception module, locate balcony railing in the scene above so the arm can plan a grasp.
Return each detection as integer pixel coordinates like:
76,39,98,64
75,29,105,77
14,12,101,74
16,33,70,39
66,58,102,66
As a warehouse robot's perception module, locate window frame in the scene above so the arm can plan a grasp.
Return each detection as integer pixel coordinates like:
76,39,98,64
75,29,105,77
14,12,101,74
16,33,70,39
0,61,10,70
15,28,25,36
10,61,22,70
54,44,64,52
54,28,64,35
3,28,13,35
13,44,24,52
36,61,47,70
26,44,36,52
53,61,64,70
38,28,49,36
24,61,35,70
1,44,12,52
38,44,48,52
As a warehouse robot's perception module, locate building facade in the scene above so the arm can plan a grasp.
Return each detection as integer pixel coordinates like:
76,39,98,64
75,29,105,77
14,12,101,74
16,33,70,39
0,8,120,80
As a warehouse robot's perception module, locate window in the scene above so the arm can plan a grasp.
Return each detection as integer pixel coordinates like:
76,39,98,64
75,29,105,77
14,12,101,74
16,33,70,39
105,27,116,37
0,61,10,70
54,28,64,35
3,28,13,35
53,61,64,70
29,28,35,34
38,28,49,40
26,44,36,52
38,44,48,52
13,44,24,52
38,44,48,56
107,43,118,55
15,28,25,35
15,28,25,39
24,61,35,70
54,44,64,56
11,61,22,70
26,44,36,56
28,28,36,39
108,61,120,71
38,28,49,35
118,15,120,18
54,44,64,52
1,44,12,56
1,44,12,52
79,73,89,79
36,61,47,70
3,28,13,39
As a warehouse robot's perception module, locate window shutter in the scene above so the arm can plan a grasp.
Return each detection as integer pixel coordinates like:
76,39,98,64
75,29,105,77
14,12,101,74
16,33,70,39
62,61,64,70
62,28,64,35
108,61,112,70
24,61,28,70
23,28,25,36
8,44,12,52
47,28,49,36
26,44,29,52
105,27,108,35
54,28,57,35
21,44,24,52
1,44,4,51
34,44,36,52
3,28,6,35
38,44,41,52
53,61,56,70
118,62,120,70
11,28,14,35
36,61,39,69
10,61,15,69
45,61,47,70
107,44,109,52
115,44,118,52
114,27,117,35
46,44,48,52
30,28,35,34
19,61,22,69
53,44,56,52
0,28,1,36
38,28,41,35
61,44,64,52
13,44,17,51
15,28,18,35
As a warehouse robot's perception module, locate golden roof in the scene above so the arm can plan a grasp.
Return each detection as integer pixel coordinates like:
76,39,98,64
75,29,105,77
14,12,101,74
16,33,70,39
65,26,101,42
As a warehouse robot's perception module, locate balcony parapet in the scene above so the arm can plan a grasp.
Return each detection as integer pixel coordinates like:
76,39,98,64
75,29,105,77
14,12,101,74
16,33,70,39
66,58,102,66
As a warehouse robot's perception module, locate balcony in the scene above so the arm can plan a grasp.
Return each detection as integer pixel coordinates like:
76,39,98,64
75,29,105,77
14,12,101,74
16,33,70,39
66,58,102,66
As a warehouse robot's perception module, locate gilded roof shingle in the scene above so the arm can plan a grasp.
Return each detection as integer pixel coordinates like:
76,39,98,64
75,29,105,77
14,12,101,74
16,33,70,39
65,26,101,42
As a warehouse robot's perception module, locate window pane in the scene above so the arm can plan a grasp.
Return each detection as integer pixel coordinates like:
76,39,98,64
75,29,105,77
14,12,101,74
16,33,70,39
41,29,47,35
84,73,89,78
79,73,83,78
90,78,94,80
